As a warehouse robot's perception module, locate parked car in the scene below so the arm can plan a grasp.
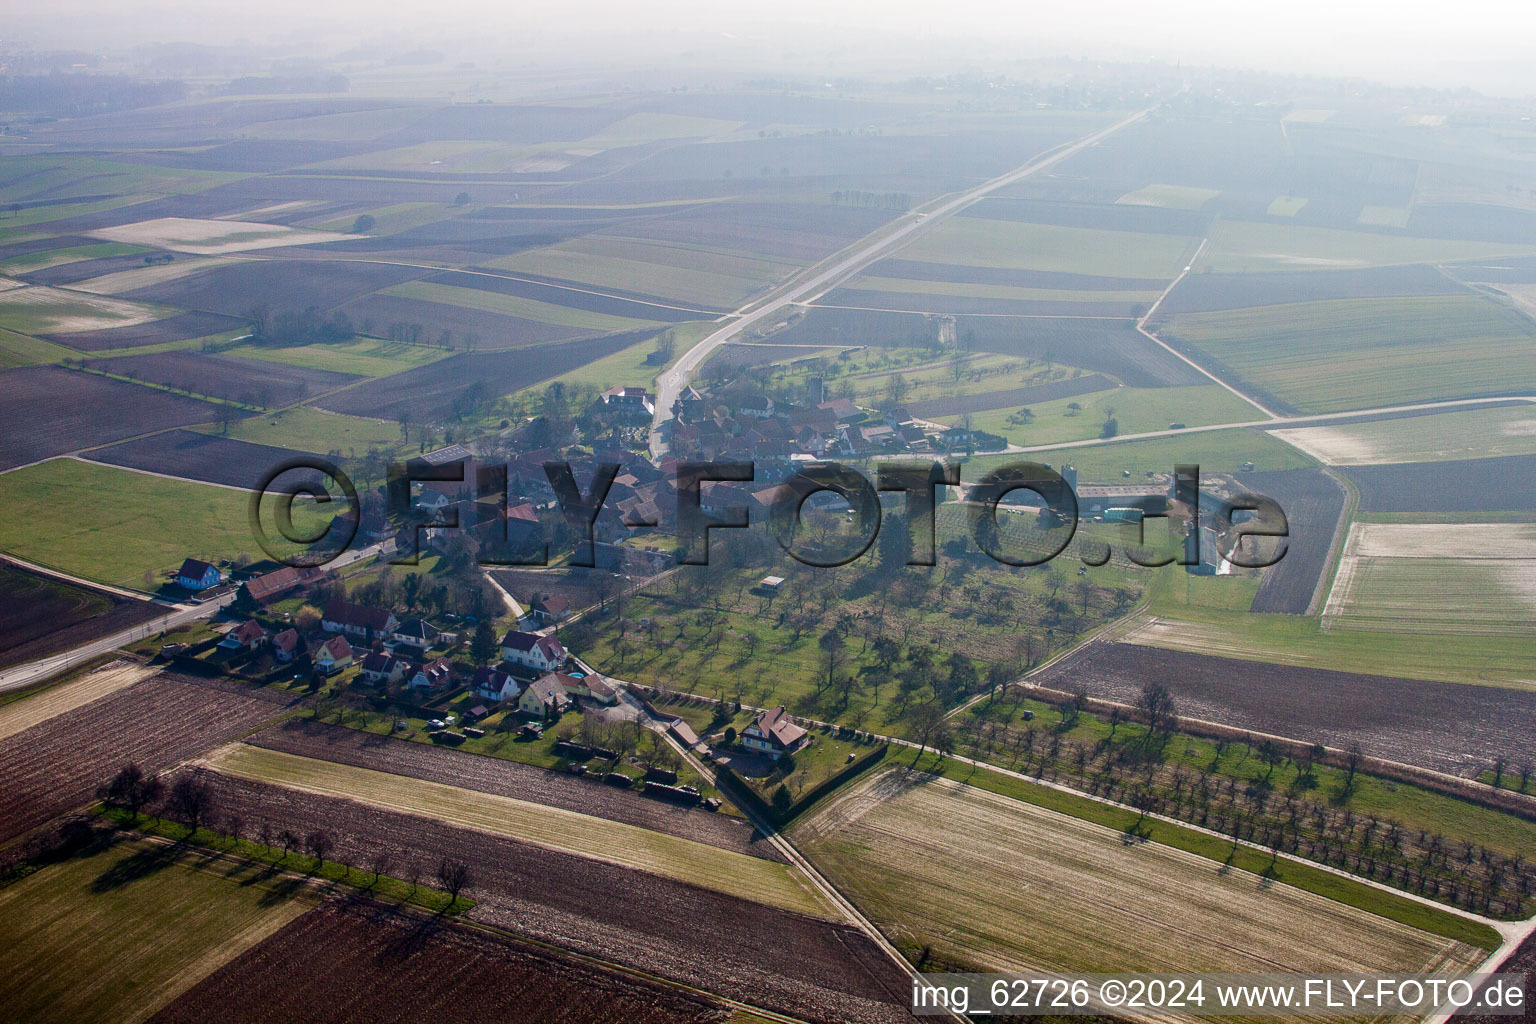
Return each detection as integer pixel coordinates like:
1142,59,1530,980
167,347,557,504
428,718,446,729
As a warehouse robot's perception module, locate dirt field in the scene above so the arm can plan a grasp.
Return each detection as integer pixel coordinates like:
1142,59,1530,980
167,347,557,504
1347,455,1536,516
0,660,157,741
1324,524,1536,636
0,563,163,669
148,901,729,1024
1241,467,1347,614
1031,642,1536,776
85,351,360,407
90,217,353,254
124,257,427,316
0,672,285,846
798,769,1482,1021
186,770,915,1024
1269,405,1536,466
0,366,222,472
250,719,775,858
204,743,828,916
84,429,333,488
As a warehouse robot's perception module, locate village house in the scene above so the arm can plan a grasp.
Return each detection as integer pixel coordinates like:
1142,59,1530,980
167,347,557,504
271,628,300,662
527,595,572,625
359,651,409,686
239,565,321,605
321,599,399,640
408,658,453,691
741,706,809,759
601,385,656,416
519,673,572,720
390,617,443,653
218,620,267,652
176,558,223,592
500,630,567,674
558,672,618,706
471,666,520,702
312,636,354,676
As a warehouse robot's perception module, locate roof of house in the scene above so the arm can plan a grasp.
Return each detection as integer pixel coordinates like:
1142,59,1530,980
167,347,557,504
531,595,572,617
500,630,567,661
323,599,394,631
393,618,440,641
243,565,315,601
230,620,266,642
178,558,217,580
272,628,299,653
472,665,515,687
748,706,808,750
316,636,352,661
524,673,571,704
360,651,402,673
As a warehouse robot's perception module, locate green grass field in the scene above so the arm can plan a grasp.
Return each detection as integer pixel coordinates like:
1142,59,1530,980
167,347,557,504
0,326,77,367
380,280,668,333
511,319,712,399
0,459,315,586
1199,220,1536,273
970,426,1315,478
901,216,1195,279
0,242,148,275
0,839,308,1024
314,201,460,235
1115,183,1220,209
1161,295,1536,414
203,406,407,453
844,274,1161,304
942,384,1265,447
1266,195,1308,217
1269,405,1536,465
222,336,449,378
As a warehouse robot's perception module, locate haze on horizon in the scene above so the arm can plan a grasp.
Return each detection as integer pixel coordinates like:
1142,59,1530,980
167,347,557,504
6,0,1536,97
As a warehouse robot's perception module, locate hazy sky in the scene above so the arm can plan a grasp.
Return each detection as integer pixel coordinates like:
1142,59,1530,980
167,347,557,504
11,0,1536,95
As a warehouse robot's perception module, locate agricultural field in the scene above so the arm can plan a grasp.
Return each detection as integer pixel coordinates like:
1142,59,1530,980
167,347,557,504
1270,404,1536,466
0,564,163,670
1160,263,1467,315
0,366,222,472
0,285,170,335
0,241,148,276
83,430,332,490
84,351,361,407
797,770,1484,992
376,280,671,335
189,770,914,1024
1030,642,1536,776
205,743,831,917
249,719,776,859
971,425,1315,478
0,671,284,845
898,215,1198,279
0,661,156,740
0,839,310,1024
489,233,797,310
220,336,447,378
0,459,283,585
1323,523,1536,637
121,256,428,316
202,406,406,454
1159,295,1536,414
149,902,729,1024
1346,454,1536,517
1197,219,1536,273
1241,467,1348,615
89,217,354,254
939,382,1264,447
1115,183,1220,209
66,256,235,296
38,310,249,351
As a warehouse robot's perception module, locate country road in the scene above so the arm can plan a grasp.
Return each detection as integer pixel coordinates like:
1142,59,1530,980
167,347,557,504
648,105,1158,457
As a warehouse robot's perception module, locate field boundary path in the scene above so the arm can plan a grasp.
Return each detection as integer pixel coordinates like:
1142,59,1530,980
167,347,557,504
648,105,1161,457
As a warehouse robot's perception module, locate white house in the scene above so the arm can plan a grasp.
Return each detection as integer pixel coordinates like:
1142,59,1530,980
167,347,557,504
500,630,567,674
322,599,398,640
408,658,453,690
272,628,300,662
741,706,808,759
471,666,520,702
359,651,409,685
218,620,267,652
558,672,617,706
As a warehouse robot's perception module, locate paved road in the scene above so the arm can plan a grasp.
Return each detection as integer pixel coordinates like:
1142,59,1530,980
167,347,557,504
0,540,391,695
648,106,1158,457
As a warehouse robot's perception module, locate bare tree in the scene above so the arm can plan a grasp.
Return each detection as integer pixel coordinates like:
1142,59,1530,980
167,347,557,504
97,763,164,821
165,775,214,835
305,830,334,869
436,858,472,908
367,849,396,888
1136,681,1177,742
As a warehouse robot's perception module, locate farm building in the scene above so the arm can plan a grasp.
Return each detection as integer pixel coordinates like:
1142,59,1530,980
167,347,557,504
519,673,572,720
742,706,809,759
239,565,321,605
312,636,354,675
176,558,222,591
501,630,567,673
322,599,399,640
